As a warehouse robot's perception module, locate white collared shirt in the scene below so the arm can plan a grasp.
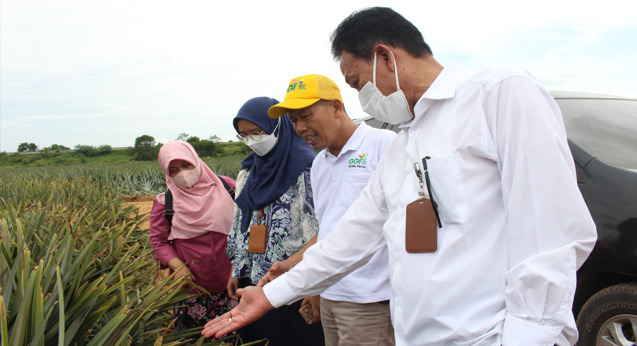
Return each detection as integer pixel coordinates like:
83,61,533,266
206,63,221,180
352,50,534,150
311,122,395,303
264,63,597,345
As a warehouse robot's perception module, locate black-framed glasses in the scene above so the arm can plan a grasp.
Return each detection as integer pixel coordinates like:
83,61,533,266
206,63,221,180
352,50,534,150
422,156,442,227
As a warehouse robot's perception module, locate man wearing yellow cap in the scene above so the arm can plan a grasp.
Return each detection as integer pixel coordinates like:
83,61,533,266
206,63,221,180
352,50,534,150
264,74,396,345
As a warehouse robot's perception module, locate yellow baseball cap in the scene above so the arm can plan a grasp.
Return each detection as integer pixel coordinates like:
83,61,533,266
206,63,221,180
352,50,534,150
268,74,343,118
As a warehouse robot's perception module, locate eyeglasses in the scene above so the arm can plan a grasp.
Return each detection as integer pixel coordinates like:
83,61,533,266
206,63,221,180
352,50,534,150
422,156,442,227
236,131,266,142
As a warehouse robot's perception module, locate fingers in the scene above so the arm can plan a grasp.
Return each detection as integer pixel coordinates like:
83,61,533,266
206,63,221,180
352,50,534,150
308,295,321,322
227,286,237,300
257,261,290,287
227,276,239,300
202,312,236,338
270,261,291,274
202,286,276,338
256,273,272,287
311,303,321,323
269,261,282,272
175,267,192,281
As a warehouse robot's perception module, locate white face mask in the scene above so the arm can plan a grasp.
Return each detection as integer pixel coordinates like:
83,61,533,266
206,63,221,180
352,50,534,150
358,51,413,124
170,164,201,189
245,118,280,156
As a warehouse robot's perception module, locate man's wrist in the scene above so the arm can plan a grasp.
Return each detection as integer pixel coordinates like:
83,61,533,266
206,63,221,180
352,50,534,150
263,275,296,308
502,314,562,345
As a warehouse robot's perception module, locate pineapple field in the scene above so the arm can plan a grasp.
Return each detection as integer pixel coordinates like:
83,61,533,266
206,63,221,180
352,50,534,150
0,158,250,345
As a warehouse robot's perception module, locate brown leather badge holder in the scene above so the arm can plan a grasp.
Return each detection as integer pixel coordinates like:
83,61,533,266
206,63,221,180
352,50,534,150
405,198,438,253
248,224,267,253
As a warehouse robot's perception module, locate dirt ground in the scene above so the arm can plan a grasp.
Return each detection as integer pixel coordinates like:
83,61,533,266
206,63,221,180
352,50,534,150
125,196,155,230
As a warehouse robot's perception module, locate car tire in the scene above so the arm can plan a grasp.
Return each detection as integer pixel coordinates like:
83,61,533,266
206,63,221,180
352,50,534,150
576,282,637,346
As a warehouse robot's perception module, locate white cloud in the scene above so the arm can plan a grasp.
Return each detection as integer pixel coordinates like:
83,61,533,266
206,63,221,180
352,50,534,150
1,0,636,152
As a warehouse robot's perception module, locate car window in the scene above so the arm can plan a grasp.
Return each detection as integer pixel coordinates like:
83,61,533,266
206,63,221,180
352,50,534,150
556,98,637,171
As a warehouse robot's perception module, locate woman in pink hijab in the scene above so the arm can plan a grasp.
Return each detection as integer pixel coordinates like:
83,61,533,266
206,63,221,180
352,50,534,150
149,140,236,337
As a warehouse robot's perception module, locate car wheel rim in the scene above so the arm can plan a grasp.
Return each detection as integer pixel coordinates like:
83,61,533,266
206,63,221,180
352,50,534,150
596,314,637,346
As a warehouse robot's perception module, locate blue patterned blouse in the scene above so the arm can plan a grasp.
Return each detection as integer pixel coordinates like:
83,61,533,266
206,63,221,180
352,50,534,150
226,166,319,284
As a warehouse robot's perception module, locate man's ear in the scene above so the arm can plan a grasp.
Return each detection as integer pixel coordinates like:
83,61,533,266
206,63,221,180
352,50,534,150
373,44,396,73
330,99,345,118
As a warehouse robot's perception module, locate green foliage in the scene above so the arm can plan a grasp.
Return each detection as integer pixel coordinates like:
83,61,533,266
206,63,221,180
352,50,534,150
41,144,71,153
134,135,160,161
135,135,156,149
0,141,246,168
0,163,259,345
0,157,243,197
74,144,113,157
17,143,38,153
184,136,218,158
0,170,196,344
17,143,29,152
222,142,252,157
186,136,201,144
98,144,113,155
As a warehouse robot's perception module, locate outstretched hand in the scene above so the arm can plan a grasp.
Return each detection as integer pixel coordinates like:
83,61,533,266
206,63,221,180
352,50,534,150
257,260,291,287
202,286,274,339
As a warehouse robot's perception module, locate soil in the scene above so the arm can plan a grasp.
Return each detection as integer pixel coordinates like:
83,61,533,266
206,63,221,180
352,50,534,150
124,196,155,230
125,196,170,279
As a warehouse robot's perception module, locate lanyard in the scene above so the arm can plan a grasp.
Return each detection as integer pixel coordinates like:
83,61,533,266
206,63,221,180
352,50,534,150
413,157,442,227
413,162,426,198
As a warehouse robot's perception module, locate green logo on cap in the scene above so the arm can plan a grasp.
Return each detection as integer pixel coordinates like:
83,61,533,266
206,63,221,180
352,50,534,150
287,78,306,93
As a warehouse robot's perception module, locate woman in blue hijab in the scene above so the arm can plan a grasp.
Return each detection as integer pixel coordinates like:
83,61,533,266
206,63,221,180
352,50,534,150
225,97,324,345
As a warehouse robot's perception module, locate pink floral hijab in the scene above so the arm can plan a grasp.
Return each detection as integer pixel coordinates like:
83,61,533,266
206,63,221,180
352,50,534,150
157,140,234,239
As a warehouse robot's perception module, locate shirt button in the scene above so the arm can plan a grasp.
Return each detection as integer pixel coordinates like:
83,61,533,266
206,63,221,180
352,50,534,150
395,253,400,260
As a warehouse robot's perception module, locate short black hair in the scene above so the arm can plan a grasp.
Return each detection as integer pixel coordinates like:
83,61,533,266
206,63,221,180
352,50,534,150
330,7,432,61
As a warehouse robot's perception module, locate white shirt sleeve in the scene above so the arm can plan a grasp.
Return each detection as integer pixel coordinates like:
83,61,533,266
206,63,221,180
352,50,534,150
264,166,389,307
484,76,597,344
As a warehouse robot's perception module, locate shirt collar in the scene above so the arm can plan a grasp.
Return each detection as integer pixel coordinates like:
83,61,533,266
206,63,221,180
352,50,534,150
421,61,464,100
400,62,464,129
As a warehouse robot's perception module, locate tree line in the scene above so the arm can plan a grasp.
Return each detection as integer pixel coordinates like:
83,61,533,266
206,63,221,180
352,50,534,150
17,142,112,155
13,133,231,160
2,134,251,167
132,133,225,161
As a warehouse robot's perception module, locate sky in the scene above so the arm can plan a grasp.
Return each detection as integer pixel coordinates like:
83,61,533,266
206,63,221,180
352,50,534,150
1,0,636,153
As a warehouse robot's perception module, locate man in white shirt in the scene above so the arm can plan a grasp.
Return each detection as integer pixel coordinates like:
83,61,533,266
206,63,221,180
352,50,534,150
264,74,396,345
204,7,597,345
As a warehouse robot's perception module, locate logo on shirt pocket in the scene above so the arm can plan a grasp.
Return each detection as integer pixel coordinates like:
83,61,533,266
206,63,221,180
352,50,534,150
348,154,368,168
